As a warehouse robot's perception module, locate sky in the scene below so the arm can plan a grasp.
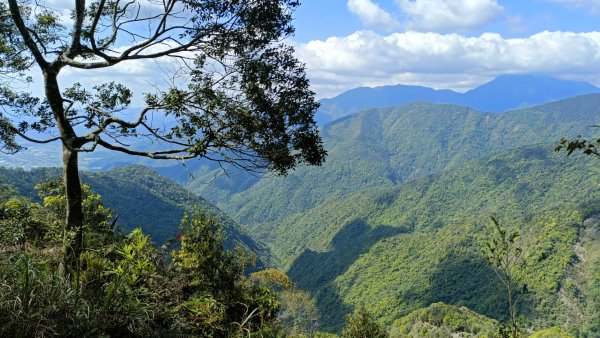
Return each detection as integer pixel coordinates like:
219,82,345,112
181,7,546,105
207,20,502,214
285,0,600,98
31,0,600,102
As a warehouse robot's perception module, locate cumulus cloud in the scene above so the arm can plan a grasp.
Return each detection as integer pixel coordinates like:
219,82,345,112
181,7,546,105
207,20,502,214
347,0,399,31
397,0,504,32
294,30,600,98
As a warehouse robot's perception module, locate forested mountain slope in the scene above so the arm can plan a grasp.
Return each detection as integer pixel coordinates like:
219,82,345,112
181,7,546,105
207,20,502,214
0,165,268,259
390,302,500,337
201,94,600,229
271,145,600,334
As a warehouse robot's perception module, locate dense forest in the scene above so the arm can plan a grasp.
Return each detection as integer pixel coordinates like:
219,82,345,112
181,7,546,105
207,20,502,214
2,0,600,336
3,96,600,336
169,96,600,336
187,95,600,226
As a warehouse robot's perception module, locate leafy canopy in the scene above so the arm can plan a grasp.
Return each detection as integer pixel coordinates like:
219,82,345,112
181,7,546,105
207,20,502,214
0,0,325,173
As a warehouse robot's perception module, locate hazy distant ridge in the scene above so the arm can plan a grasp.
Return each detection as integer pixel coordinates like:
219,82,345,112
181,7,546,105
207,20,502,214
316,74,600,124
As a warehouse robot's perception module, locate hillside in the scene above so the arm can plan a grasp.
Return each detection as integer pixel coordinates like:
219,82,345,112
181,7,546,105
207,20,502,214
198,94,600,230
390,302,499,337
0,75,596,173
316,74,600,124
0,165,268,260
272,145,600,334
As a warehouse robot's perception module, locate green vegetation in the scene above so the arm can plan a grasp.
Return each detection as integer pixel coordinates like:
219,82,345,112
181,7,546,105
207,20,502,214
0,165,269,261
2,0,325,273
482,217,527,337
529,327,574,338
190,96,600,230
277,288,321,337
341,307,388,338
390,302,499,337
0,183,288,336
249,268,321,337
3,90,600,336
556,126,600,158
265,145,600,333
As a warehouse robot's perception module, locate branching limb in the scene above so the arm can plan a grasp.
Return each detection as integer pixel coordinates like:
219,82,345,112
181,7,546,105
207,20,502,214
7,0,48,68
95,137,195,159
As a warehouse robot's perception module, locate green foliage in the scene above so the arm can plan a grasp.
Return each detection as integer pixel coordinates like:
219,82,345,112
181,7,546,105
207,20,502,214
556,125,600,157
0,192,59,246
1,0,327,172
0,254,89,337
35,179,116,247
528,327,574,338
165,210,282,337
191,97,600,228
341,307,388,338
249,268,321,336
0,165,270,264
278,288,321,337
171,210,248,298
98,228,160,335
482,217,526,338
390,302,499,337
270,145,600,333
0,186,284,337
250,268,293,290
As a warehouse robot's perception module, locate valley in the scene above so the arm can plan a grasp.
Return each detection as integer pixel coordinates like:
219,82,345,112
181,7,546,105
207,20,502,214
1,77,600,337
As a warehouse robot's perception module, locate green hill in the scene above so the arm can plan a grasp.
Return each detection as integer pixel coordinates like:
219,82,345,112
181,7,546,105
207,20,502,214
192,95,600,230
0,165,269,261
390,302,499,337
172,94,600,334
269,146,600,334
174,95,600,335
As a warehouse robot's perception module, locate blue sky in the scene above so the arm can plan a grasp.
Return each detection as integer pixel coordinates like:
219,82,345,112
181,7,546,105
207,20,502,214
46,0,600,102
292,0,600,41
281,0,600,98
294,0,600,42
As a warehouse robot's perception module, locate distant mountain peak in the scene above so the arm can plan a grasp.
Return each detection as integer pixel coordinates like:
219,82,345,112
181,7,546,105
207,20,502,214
316,74,600,124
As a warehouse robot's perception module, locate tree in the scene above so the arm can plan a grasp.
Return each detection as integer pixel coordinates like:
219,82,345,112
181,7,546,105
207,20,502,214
482,217,526,338
341,306,389,338
249,268,321,336
1,0,326,268
278,288,321,337
169,210,282,336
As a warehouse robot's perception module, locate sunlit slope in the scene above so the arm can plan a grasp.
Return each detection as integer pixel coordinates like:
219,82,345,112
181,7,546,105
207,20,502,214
270,146,600,333
215,94,600,228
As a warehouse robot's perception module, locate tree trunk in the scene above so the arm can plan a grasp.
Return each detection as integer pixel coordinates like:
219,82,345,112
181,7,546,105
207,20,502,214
62,144,84,270
43,68,84,271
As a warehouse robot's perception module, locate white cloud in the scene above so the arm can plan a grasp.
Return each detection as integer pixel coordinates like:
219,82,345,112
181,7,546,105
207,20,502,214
397,0,504,32
49,42,199,106
294,30,600,98
347,0,399,31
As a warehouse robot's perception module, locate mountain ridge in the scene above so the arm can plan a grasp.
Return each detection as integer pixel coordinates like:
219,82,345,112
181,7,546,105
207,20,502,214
0,165,269,262
316,74,600,124
209,95,600,228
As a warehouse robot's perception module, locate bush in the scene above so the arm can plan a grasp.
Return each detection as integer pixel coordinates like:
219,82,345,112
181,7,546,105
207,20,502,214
341,307,388,338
